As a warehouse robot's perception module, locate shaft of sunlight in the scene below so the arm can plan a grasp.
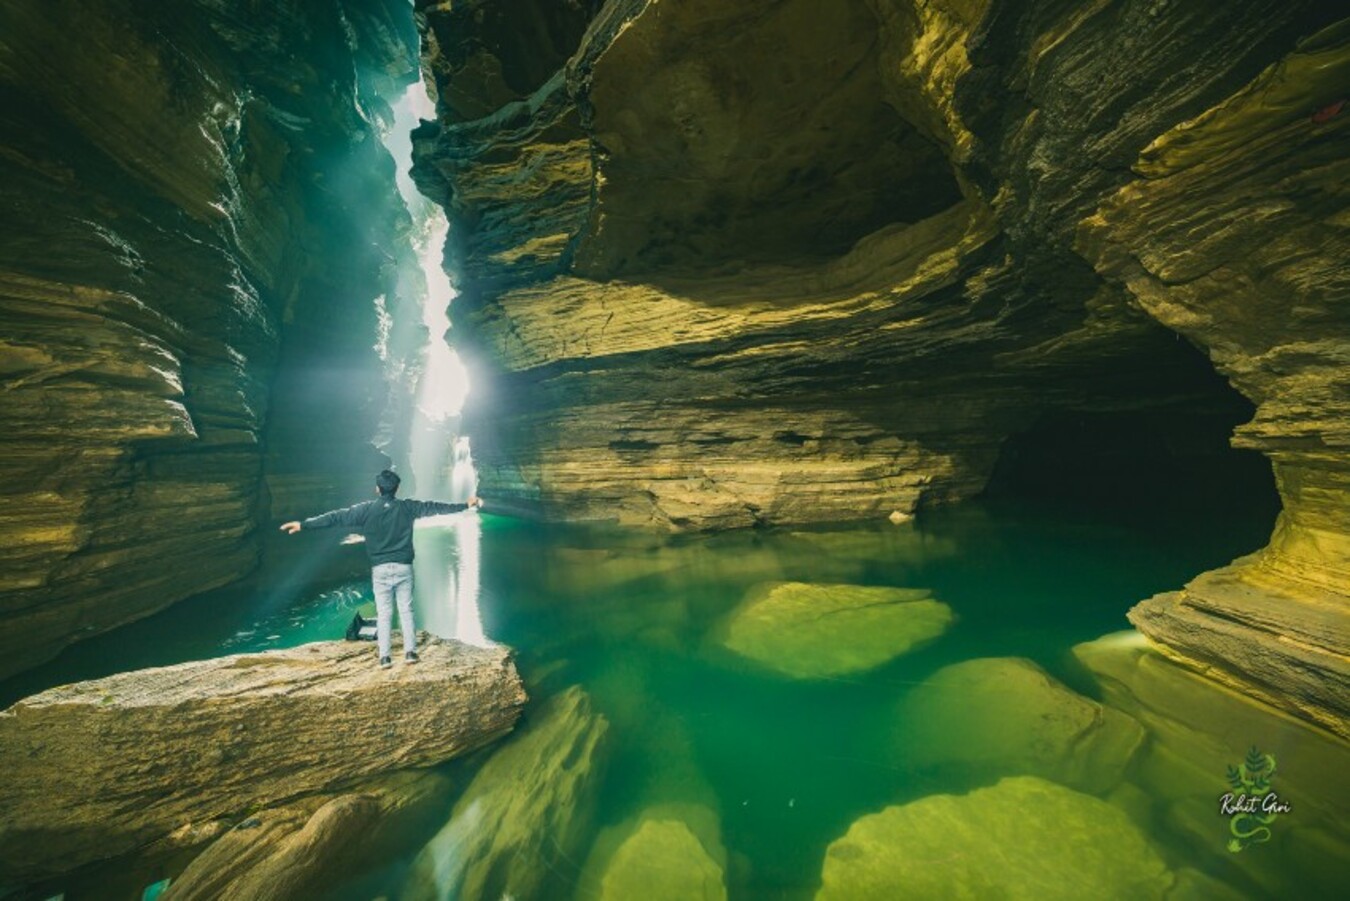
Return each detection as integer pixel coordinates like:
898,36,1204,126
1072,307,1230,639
379,71,488,648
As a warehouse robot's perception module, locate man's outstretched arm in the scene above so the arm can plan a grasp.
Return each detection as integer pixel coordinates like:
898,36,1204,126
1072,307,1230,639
411,496,482,518
280,502,372,535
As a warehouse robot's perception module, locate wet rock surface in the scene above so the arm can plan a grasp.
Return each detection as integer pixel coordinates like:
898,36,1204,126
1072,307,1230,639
714,581,953,679
0,637,525,881
1075,631,1350,899
161,770,452,901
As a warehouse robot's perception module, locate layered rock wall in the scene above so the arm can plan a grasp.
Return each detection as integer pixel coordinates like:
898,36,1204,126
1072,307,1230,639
0,0,420,678
414,0,1270,529
1074,23,1350,738
413,1,1348,729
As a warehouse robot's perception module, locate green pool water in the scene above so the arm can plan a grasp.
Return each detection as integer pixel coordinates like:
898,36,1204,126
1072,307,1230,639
4,495,1346,900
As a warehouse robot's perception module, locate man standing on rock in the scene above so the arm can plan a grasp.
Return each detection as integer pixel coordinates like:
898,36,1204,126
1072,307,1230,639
281,470,481,669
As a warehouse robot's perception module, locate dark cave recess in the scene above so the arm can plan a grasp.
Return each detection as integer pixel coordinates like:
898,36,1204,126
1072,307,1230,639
982,401,1280,517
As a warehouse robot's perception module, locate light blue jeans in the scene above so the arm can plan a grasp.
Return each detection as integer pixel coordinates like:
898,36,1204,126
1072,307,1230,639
371,562,415,659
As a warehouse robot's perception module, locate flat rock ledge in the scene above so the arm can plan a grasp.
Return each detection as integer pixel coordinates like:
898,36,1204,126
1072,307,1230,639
0,636,526,882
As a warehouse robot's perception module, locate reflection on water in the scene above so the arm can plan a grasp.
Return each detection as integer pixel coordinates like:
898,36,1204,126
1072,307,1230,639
3,497,1346,900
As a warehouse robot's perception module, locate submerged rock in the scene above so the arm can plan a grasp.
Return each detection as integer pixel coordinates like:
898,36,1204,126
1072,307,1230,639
1075,631,1350,899
893,657,1145,793
403,685,610,901
714,581,953,679
162,771,452,901
576,708,729,901
0,638,525,881
816,776,1174,900
592,812,727,901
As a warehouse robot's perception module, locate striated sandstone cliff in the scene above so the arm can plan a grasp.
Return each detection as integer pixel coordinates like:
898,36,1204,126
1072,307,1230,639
0,0,422,678
413,1,1347,729
411,0,1335,529
1075,22,1350,739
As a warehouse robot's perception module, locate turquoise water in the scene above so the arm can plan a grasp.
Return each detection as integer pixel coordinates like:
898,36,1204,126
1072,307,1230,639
5,495,1344,899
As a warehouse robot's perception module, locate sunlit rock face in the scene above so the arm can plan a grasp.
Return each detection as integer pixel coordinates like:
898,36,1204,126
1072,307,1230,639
414,2,1348,728
0,0,419,678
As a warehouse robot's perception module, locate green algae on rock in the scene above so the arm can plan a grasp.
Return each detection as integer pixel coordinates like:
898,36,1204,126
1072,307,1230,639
583,808,728,901
402,685,610,901
815,776,1175,901
574,704,729,901
715,581,953,679
894,657,1145,794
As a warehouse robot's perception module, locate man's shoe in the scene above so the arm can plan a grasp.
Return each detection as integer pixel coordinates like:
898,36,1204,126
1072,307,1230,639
379,656,393,669
405,651,420,664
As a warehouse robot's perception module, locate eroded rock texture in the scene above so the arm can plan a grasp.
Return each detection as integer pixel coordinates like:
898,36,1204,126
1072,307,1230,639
0,1,422,678
414,2,1348,729
0,637,525,881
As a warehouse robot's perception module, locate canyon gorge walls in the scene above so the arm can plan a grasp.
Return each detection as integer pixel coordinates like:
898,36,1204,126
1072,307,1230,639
0,0,423,678
412,0,1347,732
0,0,1344,739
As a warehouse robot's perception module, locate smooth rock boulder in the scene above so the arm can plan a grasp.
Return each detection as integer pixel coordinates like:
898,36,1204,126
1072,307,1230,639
574,703,729,900
816,776,1174,900
594,813,726,901
714,581,953,679
893,657,1145,793
0,637,525,881
403,685,610,901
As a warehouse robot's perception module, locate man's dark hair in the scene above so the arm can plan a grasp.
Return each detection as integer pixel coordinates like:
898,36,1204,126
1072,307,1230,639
376,469,401,496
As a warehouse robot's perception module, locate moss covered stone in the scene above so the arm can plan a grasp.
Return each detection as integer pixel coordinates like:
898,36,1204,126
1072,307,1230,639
592,814,727,901
816,776,1174,900
716,581,953,679
893,657,1144,793
402,685,609,901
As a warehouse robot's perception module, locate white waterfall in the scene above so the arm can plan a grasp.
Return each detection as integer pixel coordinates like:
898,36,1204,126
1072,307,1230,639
379,72,487,647
450,436,476,503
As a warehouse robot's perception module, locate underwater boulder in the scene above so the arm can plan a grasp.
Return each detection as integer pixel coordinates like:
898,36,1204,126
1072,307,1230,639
402,685,610,901
573,701,728,900
816,776,1174,900
713,581,953,679
1075,631,1350,898
783,524,960,569
580,806,728,901
163,771,452,901
893,656,1145,793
